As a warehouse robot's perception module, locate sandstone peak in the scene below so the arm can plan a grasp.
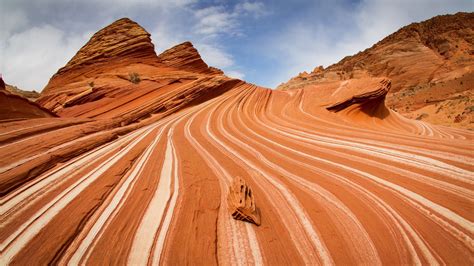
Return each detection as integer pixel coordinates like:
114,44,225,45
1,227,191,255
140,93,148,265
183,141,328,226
56,17,156,75
313,66,324,73
157,41,223,75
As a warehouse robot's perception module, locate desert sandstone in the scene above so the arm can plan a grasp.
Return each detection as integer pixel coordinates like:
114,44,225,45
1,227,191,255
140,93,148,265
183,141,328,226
0,15,473,265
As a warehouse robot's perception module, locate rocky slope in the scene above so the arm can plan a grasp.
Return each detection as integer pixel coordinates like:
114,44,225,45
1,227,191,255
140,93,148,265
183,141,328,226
0,77,55,120
5,84,40,101
278,12,474,129
1,17,473,265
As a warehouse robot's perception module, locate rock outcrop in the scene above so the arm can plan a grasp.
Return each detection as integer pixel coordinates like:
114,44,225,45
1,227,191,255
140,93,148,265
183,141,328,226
0,75,5,90
227,176,261,226
50,18,156,79
37,18,232,124
0,92,56,121
278,12,474,129
5,84,40,101
326,78,390,113
0,76,56,120
158,42,223,75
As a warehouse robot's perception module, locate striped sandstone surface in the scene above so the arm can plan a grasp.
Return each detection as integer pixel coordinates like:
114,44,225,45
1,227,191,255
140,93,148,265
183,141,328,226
1,17,473,265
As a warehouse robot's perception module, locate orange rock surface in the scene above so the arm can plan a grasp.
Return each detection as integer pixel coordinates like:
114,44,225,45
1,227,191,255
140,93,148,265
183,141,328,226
278,12,474,129
0,77,56,121
1,16,473,265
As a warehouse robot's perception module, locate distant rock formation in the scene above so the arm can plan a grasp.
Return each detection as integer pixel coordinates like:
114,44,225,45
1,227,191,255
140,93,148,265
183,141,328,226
278,12,474,129
37,18,232,122
157,41,223,75
227,177,261,226
1,74,40,101
4,84,40,102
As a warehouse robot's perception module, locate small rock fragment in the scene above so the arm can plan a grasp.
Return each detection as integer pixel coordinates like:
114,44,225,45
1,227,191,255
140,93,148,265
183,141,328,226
227,177,261,226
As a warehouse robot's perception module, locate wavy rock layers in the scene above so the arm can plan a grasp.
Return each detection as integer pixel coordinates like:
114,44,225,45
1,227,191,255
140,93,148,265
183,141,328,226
1,17,473,266
1,77,473,265
278,12,474,129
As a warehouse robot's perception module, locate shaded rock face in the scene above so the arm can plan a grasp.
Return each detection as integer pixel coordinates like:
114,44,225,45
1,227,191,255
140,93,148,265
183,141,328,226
0,92,56,121
326,78,391,114
278,12,474,129
227,177,260,226
1,74,54,120
0,76,5,90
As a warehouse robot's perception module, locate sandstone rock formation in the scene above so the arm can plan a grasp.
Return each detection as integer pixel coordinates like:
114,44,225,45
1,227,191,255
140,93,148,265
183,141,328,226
0,77,56,121
278,12,474,129
227,176,261,226
1,16,473,266
36,17,230,125
157,41,223,75
5,84,40,102
326,78,391,113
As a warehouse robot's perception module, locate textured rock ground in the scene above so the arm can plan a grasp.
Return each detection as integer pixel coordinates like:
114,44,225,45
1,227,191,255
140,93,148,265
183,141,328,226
1,17,473,265
278,12,474,129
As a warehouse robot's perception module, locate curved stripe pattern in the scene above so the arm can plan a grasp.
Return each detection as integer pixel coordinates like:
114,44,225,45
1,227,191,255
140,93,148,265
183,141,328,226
0,84,473,265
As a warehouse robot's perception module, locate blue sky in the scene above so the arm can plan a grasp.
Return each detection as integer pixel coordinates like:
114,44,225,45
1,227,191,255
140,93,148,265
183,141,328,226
0,0,472,91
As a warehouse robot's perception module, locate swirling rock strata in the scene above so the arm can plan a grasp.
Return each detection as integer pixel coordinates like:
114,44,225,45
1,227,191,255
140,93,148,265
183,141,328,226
1,15,473,266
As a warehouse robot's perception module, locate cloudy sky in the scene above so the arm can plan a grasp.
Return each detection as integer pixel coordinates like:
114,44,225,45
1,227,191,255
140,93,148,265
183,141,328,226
0,0,472,91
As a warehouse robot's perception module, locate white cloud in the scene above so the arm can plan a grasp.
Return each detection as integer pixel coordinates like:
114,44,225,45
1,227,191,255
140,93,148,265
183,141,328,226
151,23,184,53
0,25,88,91
195,43,234,68
150,2,261,84
193,1,266,38
235,1,267,18
225,70,245,80
193,6,240,37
